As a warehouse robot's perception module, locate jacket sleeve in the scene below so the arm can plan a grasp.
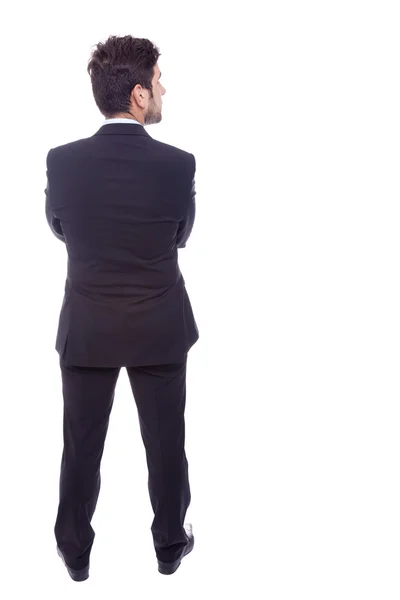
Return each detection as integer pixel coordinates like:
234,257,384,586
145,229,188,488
45,150,65,243
177,154,196,249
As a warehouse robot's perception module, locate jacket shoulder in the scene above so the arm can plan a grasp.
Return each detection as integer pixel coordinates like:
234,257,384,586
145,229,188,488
150,139,194,164
47,135,195,171
48,138,89,156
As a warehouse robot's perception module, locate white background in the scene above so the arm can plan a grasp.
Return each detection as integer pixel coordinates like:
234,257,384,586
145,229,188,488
1,0,399,598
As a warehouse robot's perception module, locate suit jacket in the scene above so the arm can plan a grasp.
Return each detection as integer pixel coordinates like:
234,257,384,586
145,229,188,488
45,123,199,367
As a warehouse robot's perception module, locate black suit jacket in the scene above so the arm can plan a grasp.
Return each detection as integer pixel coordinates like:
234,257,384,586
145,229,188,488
45,123,199,367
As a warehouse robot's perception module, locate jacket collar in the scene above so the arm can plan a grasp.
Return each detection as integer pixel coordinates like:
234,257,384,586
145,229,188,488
93,123,151,138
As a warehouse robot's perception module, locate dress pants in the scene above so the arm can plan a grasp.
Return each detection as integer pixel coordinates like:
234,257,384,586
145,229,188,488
54,356,191,570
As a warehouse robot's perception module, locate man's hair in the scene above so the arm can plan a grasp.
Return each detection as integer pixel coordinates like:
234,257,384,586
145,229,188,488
87,35,160,118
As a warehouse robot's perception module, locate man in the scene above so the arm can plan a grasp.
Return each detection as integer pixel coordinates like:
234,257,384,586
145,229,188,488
45,35,198,581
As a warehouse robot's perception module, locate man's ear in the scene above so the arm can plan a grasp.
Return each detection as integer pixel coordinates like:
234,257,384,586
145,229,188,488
132,85,146,108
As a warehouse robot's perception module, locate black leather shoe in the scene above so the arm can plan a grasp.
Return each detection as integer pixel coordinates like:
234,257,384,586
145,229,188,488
57,547,89,582
157,523,194,575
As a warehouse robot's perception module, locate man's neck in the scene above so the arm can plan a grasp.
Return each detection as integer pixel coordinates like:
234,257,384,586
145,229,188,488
108,113,144,125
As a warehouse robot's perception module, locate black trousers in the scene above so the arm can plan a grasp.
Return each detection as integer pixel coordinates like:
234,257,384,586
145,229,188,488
54,356,191,570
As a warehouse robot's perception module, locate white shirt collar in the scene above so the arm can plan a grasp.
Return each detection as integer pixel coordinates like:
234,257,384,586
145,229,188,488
103,118,142,126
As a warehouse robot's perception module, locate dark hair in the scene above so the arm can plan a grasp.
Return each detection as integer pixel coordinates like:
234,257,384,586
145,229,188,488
87,35,160,118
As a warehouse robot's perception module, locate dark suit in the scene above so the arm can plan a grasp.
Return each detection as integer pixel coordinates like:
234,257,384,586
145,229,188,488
45,122,198,367
45,122,198,570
